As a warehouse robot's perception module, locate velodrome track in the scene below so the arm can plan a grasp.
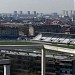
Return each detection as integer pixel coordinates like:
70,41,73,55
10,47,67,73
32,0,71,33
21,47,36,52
0,45,42,50
44,45,75,54
0,44,74,54
0,42,75,75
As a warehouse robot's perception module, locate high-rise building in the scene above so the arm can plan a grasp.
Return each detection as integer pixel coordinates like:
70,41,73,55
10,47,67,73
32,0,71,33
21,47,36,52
65,11,69,16
62,10,73,17
62,10,66,16
73,11,75,15
19,11,23,15
69,10,73,17
27,11,30,15
13,11,17,16
33,11,37,16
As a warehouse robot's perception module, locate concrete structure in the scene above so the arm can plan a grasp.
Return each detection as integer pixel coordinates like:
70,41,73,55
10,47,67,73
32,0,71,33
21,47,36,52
41,45,75,75
4,65,10,75
0,45,42,50
0,45,75,75
0,59,10,75
29,25,34,36
41,48,45,75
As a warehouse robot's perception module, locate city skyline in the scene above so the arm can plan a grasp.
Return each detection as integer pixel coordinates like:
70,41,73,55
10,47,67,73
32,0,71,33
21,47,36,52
0,0,74,13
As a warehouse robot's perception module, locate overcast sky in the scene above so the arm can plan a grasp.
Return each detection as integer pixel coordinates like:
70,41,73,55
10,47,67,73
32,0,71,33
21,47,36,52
0,0,74,13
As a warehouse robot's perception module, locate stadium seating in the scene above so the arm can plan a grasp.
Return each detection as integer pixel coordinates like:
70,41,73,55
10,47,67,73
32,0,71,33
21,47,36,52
57,35,67,43
43,35,54,41
51,35,60,42
33,34,42,40
62,36,71,43
70,39,75,44
33,33,75,45
40,37,47,40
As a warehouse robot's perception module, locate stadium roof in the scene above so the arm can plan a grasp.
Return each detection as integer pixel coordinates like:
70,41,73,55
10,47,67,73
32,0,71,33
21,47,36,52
40,32,75,36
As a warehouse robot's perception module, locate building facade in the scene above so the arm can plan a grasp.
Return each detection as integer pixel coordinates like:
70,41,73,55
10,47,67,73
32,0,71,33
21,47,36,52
0,26,19,40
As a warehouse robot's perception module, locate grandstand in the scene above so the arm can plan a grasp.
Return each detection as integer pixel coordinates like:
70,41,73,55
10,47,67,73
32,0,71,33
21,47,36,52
33,32,75,45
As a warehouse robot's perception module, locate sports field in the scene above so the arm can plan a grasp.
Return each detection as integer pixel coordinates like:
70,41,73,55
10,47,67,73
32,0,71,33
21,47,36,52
0,41,39,45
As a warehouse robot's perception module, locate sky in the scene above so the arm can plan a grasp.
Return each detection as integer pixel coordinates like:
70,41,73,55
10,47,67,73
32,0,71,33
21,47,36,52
0,0,74,13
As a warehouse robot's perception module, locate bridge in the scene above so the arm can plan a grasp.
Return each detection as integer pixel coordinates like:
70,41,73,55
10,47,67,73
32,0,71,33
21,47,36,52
0,45,74,75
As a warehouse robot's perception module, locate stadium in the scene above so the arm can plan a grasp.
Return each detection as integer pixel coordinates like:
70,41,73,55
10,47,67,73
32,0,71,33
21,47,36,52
0,32,75,75
33,32,75,45
0,0,74,75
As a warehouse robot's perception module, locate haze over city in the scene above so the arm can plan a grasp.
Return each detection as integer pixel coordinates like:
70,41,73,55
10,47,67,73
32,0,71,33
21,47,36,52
0,0,75,75
0,0,74,13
